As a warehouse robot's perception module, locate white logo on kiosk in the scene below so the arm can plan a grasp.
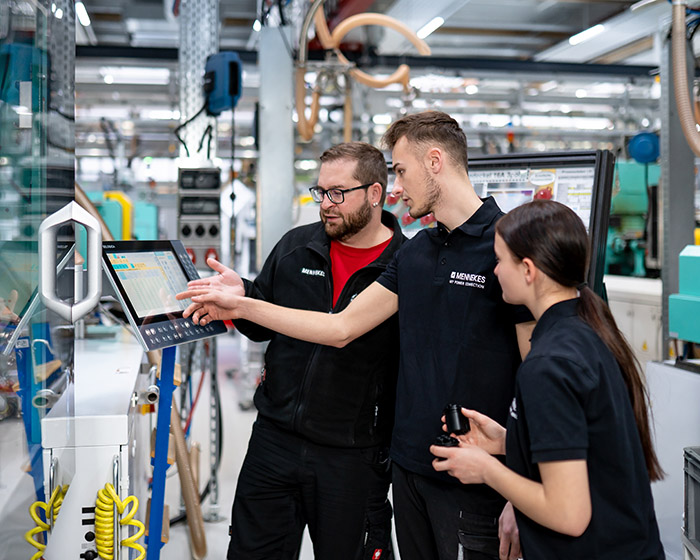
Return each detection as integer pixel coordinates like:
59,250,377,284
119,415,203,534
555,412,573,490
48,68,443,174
449,270,486,289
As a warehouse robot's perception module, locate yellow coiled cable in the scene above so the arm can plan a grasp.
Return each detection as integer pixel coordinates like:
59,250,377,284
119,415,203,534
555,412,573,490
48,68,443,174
24,485,68,560
95,483,145,560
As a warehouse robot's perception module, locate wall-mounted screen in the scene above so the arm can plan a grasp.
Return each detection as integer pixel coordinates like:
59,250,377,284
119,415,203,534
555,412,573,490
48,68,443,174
467,151,614,297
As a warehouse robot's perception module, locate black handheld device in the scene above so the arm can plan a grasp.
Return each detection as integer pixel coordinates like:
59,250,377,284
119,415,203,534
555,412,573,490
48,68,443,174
444,403,470,435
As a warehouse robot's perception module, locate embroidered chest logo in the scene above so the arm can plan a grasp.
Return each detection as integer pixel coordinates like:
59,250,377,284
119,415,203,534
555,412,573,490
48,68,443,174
509,397,518,420
449,270,486,289
300,267,325,277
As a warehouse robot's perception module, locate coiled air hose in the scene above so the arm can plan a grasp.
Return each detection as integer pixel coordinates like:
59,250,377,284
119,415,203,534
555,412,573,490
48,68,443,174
25,485,68,560
95,483,146,560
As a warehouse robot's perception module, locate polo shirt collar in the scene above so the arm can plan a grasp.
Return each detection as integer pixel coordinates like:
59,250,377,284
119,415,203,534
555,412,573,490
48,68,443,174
531,298,579,343
435,196,501,238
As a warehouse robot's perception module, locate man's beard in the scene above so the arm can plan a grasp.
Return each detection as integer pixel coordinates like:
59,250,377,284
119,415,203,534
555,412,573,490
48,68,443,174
408,167,441,219
321,198,373,242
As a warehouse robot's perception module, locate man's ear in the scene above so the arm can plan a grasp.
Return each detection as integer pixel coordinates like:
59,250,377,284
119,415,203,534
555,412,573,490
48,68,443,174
427,147,443,174
369,182,383,206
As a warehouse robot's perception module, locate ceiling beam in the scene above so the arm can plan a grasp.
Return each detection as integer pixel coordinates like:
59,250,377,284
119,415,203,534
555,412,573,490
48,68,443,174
592,35,655,63
435,27,570,41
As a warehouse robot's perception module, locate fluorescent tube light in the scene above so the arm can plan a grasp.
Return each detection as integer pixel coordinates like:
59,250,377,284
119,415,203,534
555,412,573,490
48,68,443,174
568,24,604,46
76,1,91,27
417,17,444,40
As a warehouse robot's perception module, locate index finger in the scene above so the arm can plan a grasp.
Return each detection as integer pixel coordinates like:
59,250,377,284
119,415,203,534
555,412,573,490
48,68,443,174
461,408,491,424
175,288,210,301
186,278,211,288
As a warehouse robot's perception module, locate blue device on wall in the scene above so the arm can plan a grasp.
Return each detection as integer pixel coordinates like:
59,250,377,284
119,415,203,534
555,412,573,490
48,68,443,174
0,43,44,105
203,51,242,116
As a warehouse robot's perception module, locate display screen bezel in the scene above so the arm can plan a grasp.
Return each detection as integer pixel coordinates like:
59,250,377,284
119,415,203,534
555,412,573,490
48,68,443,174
466,150,614,298
102,240,193,328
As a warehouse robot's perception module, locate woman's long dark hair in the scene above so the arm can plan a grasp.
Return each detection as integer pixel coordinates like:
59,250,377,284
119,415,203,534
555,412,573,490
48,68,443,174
496,200,663,481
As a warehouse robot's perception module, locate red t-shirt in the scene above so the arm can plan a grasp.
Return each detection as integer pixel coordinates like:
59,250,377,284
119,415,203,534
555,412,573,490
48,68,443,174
330,235,393,306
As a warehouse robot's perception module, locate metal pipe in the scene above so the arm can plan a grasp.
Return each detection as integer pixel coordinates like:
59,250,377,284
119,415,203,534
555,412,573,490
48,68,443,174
298,0,325,67
48,456,58,531
113,455,121,560
32,373,68,409
672,1,700,156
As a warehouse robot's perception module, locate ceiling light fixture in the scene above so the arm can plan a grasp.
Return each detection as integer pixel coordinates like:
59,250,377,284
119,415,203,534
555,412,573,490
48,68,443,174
253,19,261,32
75,1,91,27
568,24,604,46
417,17,444,40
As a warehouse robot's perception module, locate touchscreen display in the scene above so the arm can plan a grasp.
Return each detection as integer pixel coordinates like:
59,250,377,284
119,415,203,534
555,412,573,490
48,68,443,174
107,251,190,318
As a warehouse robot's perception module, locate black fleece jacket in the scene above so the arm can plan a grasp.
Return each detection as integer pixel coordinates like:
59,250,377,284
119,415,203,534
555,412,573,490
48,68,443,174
235,210,405,448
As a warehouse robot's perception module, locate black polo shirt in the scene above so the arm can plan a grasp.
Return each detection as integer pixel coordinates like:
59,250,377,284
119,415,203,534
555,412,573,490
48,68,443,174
377,197,529,485
506,298,664,559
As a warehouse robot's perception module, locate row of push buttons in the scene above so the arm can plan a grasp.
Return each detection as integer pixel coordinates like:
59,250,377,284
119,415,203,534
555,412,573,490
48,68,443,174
142,319,218,349
177,251,199,279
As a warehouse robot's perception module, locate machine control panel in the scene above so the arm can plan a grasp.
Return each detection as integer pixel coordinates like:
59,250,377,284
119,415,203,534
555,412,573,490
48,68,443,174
177,168,222,268
102,240,226,351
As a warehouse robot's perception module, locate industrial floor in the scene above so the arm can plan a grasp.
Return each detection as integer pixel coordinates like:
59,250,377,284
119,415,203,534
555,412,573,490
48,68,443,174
164,330,320,560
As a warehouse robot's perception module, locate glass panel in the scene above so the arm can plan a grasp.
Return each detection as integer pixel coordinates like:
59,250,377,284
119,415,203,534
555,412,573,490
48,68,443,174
0,1,75,557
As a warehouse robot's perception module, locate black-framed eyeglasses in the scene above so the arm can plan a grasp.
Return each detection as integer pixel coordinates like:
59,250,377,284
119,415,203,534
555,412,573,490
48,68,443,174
309,183,373,204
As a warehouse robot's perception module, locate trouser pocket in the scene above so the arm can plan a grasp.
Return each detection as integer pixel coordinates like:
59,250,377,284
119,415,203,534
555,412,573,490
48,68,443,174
458,510,499,560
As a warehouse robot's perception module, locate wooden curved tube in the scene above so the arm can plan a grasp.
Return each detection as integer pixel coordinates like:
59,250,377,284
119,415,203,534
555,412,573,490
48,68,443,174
330,13,431,56
295,69,321,142
171,399,207,559
297,4,431,139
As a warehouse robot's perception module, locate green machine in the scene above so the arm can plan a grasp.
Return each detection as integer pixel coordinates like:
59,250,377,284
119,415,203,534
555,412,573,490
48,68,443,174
605,160,660,277
669,245,700,345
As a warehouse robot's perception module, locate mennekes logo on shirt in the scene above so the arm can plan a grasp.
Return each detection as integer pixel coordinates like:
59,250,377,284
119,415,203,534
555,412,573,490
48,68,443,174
301,267,325,277
449,270,486,289
509,397,518,420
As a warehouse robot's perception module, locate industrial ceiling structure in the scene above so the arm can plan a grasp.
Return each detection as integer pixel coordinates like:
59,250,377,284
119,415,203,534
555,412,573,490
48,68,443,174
71,0,698,186
77,0,669,63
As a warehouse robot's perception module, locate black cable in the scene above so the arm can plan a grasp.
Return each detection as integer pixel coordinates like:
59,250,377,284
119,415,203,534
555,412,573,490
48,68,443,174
197,123,213,160
174,103,207,158
99,118,115,159
261,0,273,25
277,0,287,26
230,109,236,176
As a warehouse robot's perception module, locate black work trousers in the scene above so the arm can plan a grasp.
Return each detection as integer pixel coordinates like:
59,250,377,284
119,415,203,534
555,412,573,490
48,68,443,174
392,463,502,560
227,416,393,560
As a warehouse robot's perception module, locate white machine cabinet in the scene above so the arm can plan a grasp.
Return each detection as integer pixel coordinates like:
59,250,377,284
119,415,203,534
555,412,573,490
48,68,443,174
647,360,700,560
41,328,147,559
604,275,663,363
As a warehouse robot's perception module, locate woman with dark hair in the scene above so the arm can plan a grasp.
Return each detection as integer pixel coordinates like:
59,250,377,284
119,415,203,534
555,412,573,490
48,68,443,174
431,199,665,559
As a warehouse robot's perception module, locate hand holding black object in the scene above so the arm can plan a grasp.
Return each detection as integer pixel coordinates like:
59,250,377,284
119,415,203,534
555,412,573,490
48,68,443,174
444,403,470,435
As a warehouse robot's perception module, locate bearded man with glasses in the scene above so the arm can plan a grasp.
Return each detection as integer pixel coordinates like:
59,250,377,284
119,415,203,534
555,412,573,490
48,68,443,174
181,142,404,559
